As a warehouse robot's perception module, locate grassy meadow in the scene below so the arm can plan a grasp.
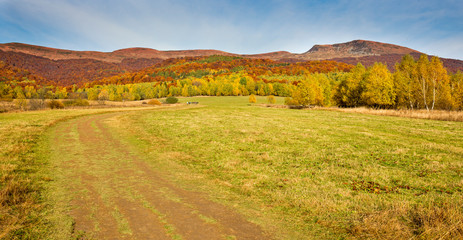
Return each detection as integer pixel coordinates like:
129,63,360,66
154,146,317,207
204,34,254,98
106,96,463,239
1,96,462,239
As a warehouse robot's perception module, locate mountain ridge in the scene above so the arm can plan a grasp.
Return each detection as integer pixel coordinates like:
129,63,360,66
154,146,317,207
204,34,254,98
301,40,421,60
0,40,435,63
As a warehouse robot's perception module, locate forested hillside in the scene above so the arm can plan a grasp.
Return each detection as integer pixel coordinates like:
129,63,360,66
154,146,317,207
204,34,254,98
0,50,163,85
1,54,462,111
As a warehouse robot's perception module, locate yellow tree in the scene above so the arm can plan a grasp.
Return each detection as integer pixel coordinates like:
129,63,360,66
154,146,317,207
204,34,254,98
416,55,431,110
158,84,169,98
394,54,419,109
14,88,27,110
0,83,13,100
24,85,36,99
428,56,451,110
246,78,256,95
181,84,190,97
315,73,332,106
303,74,324,106
98,89,109,102
54,87,68,99
361,63,395,108
334,63,366,107
450,72,463,110
290,81,310,106
87,88,99,100
268,84,274,95
267,95,276,104
249,94,257,103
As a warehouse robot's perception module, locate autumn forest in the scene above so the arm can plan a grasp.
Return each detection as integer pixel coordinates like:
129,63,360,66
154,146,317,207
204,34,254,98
1,52,462,111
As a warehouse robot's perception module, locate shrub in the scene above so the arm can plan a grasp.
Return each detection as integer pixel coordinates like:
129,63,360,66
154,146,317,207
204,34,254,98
147,99,162,105
48,100,64,109
76,99,90,106
29,99,45,110
165,96,178,104
62,99,90,107
0,103,7,113
249,94,257,103
284,97,299,106
267,95,276,104
14,98,27,110
61,100,71,107
0,100,14,113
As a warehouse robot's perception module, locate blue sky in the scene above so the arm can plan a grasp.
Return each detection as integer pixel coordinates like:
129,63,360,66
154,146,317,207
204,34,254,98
0,0,462,59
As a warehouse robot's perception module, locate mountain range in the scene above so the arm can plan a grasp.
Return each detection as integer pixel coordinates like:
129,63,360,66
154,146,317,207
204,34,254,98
1,40,462,86
0,40,424,62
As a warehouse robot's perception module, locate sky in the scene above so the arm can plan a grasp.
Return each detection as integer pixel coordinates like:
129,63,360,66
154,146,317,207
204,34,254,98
0,0,462,59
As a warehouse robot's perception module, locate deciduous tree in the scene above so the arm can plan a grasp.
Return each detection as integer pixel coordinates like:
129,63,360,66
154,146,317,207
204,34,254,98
361,63,395,108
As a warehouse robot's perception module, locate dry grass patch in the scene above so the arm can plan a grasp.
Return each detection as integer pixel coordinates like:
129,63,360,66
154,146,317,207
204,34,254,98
349,200,463,239
0,99,168,113
327,107,463,122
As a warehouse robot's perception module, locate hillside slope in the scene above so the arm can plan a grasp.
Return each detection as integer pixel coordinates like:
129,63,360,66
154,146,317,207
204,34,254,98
0,40,426,63
1,40,462,86
299,40,421,60
0,43,237,63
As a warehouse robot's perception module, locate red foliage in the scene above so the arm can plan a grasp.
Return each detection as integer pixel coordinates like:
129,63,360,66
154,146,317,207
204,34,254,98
90,56,353,87
0,51,354,88
0,50,163,86
0,58,53,88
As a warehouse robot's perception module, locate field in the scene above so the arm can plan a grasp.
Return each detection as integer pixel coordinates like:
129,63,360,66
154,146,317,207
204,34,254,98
1,96,462,239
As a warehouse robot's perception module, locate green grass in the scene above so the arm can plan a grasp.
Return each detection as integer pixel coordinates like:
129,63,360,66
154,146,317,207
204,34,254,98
1,96,462,239
109,96,463,239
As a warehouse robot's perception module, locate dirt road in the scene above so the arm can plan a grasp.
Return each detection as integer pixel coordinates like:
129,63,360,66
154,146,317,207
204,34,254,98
50,112,270,239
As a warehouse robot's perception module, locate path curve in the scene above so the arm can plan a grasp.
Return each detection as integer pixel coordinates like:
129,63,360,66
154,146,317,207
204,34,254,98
51,112,270,240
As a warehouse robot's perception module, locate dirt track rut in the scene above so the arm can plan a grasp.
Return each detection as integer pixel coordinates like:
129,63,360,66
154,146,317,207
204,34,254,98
51,112,270,240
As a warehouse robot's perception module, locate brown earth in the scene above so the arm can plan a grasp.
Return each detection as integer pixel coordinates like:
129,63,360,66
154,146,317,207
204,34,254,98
50,112,271,239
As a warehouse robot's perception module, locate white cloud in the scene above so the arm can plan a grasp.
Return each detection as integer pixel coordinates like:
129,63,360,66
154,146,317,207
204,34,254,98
6,0,147,50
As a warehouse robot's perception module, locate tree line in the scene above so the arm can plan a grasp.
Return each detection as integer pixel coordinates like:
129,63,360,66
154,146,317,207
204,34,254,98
1,54,462,110
288,55,463,110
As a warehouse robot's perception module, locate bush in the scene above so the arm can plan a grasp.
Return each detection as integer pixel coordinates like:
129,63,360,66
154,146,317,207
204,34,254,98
48,100,64,109
147,99,162,105
165,96,178,104
14,98,27,110
285,97,305,109
62,99,90,107
267,95,276,104
284,97,299,106
29,99,45,110
249,94,257,103
76,99,90,106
